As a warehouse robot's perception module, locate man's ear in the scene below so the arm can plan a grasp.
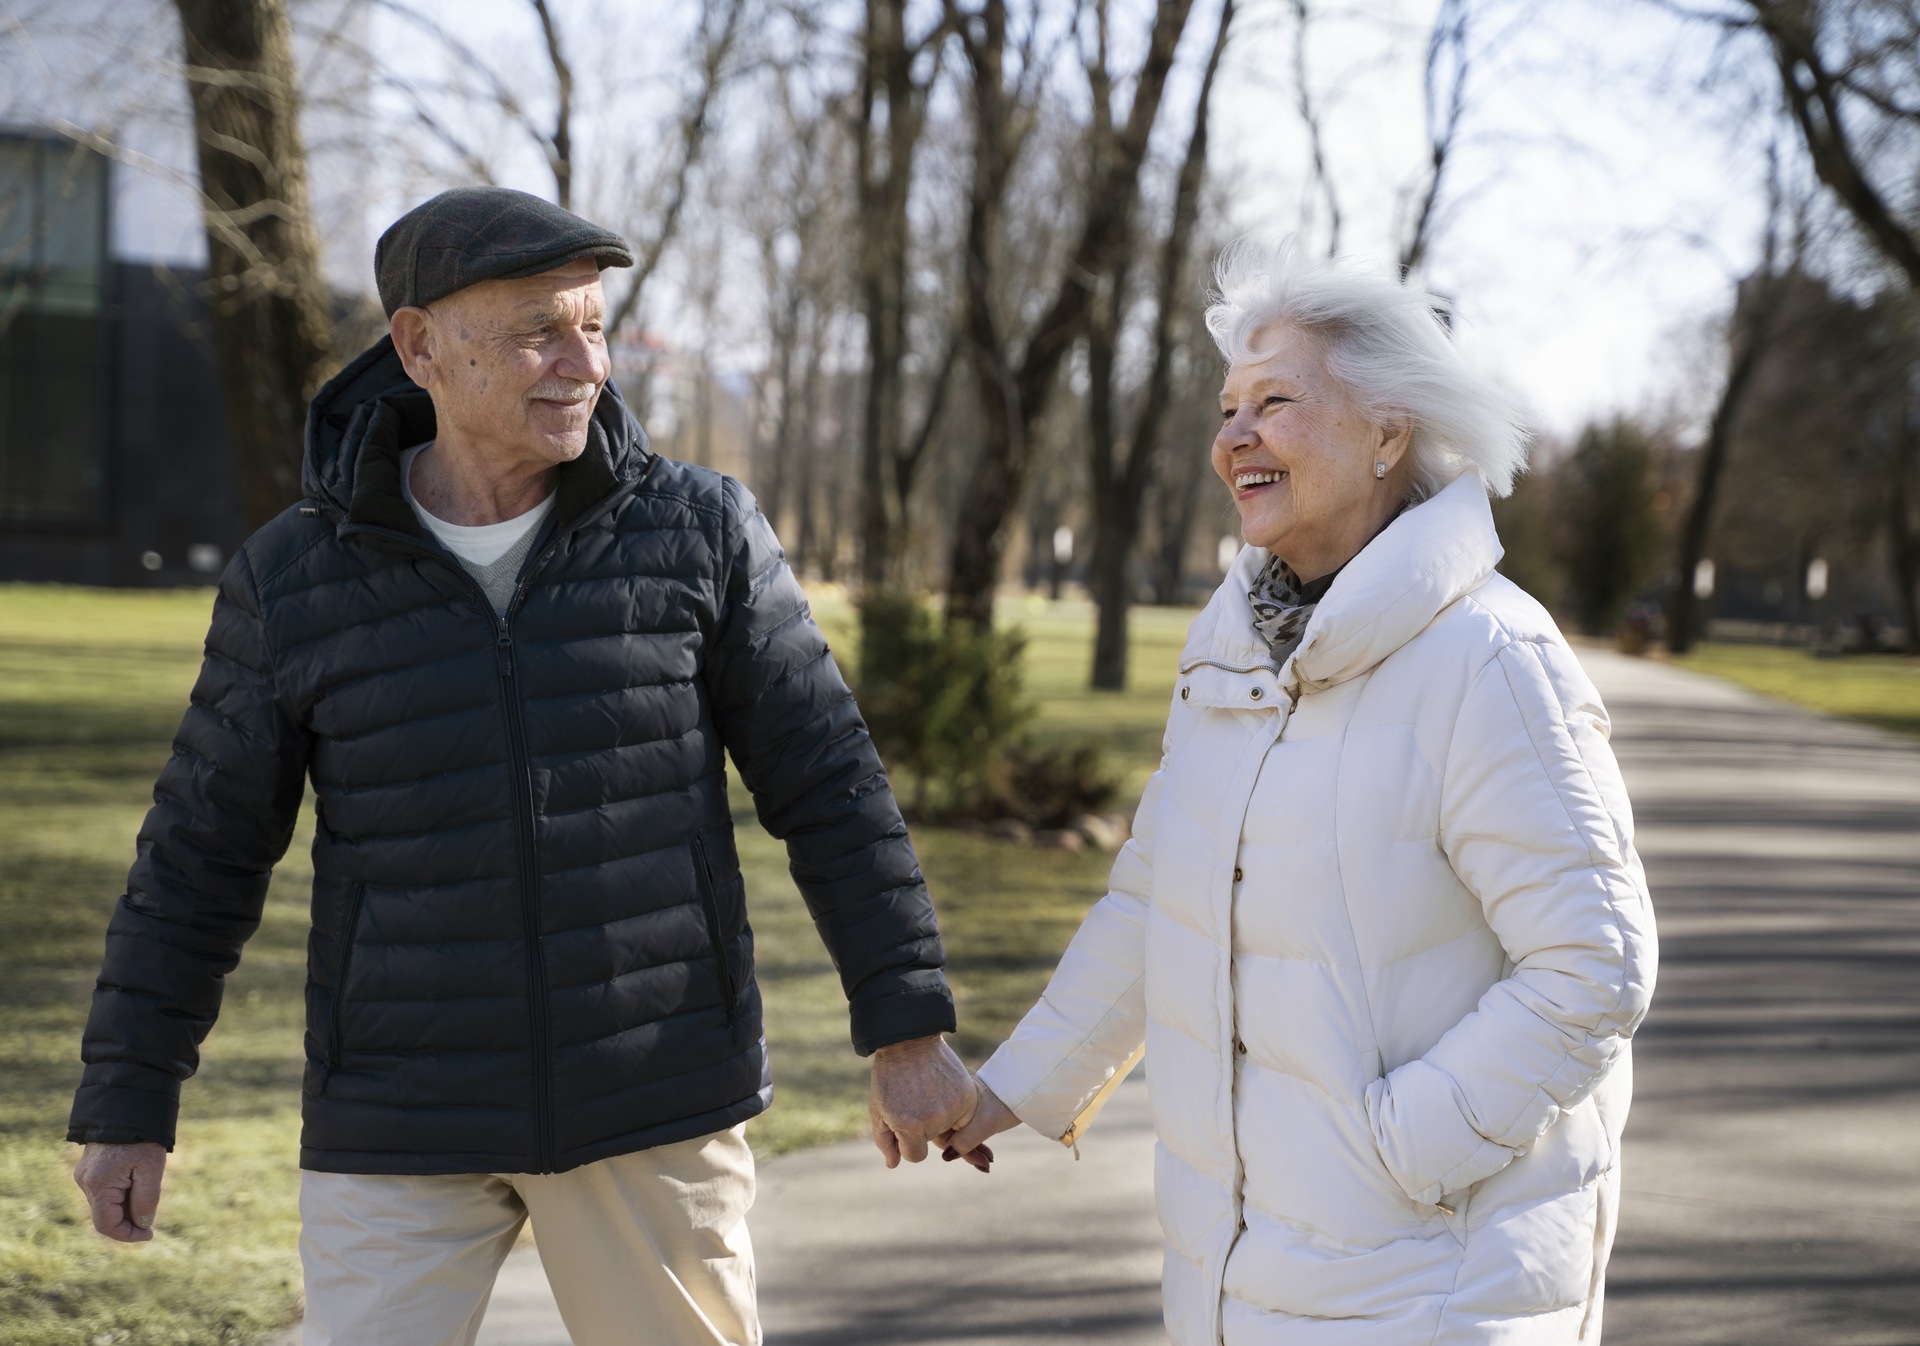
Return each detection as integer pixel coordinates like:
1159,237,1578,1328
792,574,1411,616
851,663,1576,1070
389,306,437,390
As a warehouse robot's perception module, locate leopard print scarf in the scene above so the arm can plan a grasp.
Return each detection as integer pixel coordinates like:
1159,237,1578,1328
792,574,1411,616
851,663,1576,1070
1248,555,1339,663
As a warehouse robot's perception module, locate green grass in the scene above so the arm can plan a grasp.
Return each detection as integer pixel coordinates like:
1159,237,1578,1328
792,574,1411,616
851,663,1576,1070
1675,642,1920,739
0,582,1193,1344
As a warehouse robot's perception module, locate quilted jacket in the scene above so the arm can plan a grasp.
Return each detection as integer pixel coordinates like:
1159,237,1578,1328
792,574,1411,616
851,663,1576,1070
978,474,1658,1344
68,337,955,1175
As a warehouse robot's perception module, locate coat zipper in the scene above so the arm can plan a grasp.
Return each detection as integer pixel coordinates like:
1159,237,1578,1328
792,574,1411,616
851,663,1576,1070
324,881,368,1091
336,454,657,1172
690,832,739,1029
493,625,554,1168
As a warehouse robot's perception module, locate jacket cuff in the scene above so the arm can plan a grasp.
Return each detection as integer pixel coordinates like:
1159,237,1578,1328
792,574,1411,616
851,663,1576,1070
67,1080,180,1151
849,985,957,1057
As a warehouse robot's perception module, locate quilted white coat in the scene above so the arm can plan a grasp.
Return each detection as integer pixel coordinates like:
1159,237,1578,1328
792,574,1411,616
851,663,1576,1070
977,475,1658,1345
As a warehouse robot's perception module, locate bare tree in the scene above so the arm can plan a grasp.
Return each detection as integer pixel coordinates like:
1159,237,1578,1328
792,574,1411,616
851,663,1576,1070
173,0,336,528
1668,163,1795,653
372,0,743,341
603,0,745,339
1084,0,1233,687
1665,0,1920,644
851,0,957,598
1289,0,1341,256
1739,0,1920,287
943,0,1199,629
1398,0,1473,275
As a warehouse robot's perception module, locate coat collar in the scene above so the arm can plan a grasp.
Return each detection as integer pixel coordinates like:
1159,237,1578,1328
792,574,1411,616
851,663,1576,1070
1180,473,1503,697
300,335,651,534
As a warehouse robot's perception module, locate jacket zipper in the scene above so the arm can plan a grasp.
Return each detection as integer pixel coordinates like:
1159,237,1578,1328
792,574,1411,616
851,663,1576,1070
493,625,555,1168
690,832,739,1028
325,881,368,1091
336,454,658,1171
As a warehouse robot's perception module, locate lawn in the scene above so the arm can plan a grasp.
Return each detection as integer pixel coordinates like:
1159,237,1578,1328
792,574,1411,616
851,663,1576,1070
0,582,1191,1345
1675,642,1920,739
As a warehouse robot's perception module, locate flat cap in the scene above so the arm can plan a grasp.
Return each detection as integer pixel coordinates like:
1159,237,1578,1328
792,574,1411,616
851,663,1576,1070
375,187,633,316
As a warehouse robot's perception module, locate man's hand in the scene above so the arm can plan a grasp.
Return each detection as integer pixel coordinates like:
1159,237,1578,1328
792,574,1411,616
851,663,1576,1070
74,1142,167,1243
868,1035,979,1168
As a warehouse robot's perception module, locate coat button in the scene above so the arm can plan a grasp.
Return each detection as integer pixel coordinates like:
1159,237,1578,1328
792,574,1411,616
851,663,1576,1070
1233,866,1243,881
1250,686,1263,700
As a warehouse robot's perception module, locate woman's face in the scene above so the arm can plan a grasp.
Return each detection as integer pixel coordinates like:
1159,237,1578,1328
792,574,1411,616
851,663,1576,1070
1212,324,1409,581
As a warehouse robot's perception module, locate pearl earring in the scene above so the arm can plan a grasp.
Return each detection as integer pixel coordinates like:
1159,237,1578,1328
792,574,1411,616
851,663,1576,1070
1374,462,1386,480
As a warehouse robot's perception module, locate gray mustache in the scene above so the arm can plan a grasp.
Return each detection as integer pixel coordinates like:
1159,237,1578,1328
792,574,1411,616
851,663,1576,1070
531,381,597,403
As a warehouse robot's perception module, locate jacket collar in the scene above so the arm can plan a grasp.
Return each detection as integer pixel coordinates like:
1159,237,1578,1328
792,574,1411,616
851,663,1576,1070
300,335,651,535
1180,473,1503,696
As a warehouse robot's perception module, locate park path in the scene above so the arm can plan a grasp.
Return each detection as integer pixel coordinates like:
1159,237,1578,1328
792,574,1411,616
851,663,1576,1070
302,649,1920,1345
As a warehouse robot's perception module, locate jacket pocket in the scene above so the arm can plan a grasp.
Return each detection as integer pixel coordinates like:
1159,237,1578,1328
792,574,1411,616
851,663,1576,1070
325,882,368,1087
690,833,738,1025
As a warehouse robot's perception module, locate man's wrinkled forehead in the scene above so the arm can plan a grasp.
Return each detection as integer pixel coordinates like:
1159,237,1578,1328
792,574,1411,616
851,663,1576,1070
436,261,605,323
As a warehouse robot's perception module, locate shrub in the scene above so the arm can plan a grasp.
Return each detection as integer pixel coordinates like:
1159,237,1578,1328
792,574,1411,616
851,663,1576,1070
857,592,1034,815
966,740,1120,830
1554,419,1663,636
855,592,1118,825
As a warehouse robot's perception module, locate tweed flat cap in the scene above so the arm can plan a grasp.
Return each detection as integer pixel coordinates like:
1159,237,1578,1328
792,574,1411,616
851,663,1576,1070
375,187,634,316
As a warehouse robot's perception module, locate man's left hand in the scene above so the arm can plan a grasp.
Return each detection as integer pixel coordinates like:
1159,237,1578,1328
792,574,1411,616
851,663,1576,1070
868,1035,978,1168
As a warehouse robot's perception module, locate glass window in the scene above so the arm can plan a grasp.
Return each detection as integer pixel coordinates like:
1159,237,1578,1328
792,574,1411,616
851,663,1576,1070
0,136,109,526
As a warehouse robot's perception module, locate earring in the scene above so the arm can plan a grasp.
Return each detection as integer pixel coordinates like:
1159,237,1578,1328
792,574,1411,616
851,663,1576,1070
1374,462,1386,480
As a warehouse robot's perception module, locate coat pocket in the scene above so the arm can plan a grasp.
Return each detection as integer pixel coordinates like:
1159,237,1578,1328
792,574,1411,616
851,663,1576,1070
324,881,368,1090
690,832,738,1025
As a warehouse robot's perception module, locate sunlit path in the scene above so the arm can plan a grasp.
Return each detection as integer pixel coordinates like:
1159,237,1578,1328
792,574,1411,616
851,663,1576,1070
1583,649,1920,1345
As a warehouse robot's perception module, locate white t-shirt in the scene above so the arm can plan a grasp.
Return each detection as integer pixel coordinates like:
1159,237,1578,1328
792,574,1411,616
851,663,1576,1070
400,443,556,566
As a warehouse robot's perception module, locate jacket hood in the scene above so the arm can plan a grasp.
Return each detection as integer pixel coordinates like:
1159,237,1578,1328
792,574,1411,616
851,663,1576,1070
1181,472,1503,694
301,335,652,531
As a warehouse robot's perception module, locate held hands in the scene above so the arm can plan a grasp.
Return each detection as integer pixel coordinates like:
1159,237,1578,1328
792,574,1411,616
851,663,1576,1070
73,1142,167,1242
867,1035,1024,1175
940,1077,1019,1169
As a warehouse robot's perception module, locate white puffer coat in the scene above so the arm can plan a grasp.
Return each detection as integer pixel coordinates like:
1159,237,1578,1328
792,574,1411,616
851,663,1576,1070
978,475,1658,1345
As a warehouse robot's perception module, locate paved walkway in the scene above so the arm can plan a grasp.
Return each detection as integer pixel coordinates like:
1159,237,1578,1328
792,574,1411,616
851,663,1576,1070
1582,650,1920,1345
300,650,1920,1344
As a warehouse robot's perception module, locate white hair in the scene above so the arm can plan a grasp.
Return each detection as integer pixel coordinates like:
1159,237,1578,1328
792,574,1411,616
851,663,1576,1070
1204,237,1531,499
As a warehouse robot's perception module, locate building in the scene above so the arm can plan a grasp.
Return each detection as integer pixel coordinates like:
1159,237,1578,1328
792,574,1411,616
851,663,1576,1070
0,0,371,586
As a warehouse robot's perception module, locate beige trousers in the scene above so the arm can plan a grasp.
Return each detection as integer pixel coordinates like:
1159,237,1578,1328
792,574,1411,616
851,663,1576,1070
298,1126,759,1346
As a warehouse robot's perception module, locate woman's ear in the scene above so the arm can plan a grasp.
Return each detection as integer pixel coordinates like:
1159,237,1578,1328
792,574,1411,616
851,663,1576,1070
389,307,437,390
1375,417,1414,474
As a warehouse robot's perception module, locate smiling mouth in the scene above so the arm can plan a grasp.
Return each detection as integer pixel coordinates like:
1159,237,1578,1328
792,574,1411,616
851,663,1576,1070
1234,469,1286,492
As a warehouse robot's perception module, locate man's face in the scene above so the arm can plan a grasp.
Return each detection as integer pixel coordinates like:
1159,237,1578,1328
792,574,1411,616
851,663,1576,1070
394,259,611,469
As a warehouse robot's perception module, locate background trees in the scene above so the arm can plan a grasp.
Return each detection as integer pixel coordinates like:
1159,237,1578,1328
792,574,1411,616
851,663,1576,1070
16,0,1919,660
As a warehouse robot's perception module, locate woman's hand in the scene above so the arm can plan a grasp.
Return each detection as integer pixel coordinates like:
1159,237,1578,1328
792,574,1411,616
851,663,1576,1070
937,1077,1020,1173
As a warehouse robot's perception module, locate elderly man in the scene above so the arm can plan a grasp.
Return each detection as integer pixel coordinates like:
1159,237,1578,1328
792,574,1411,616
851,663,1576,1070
67,187,978,1345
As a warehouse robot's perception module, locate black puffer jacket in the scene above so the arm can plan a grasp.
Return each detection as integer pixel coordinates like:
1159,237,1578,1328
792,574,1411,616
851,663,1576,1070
68,339,954,1175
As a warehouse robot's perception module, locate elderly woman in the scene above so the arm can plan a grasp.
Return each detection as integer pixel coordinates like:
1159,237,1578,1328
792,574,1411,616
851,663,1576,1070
944,242,1657,1345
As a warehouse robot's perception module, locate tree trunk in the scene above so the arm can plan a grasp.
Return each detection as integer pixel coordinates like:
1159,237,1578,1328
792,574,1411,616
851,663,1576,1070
1087,0,1231,688
944,0,1197,630
174,0,336,529
1149,459,1208,605
1669,278,1775,654
854,0,929,596
1889,421,1920,653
